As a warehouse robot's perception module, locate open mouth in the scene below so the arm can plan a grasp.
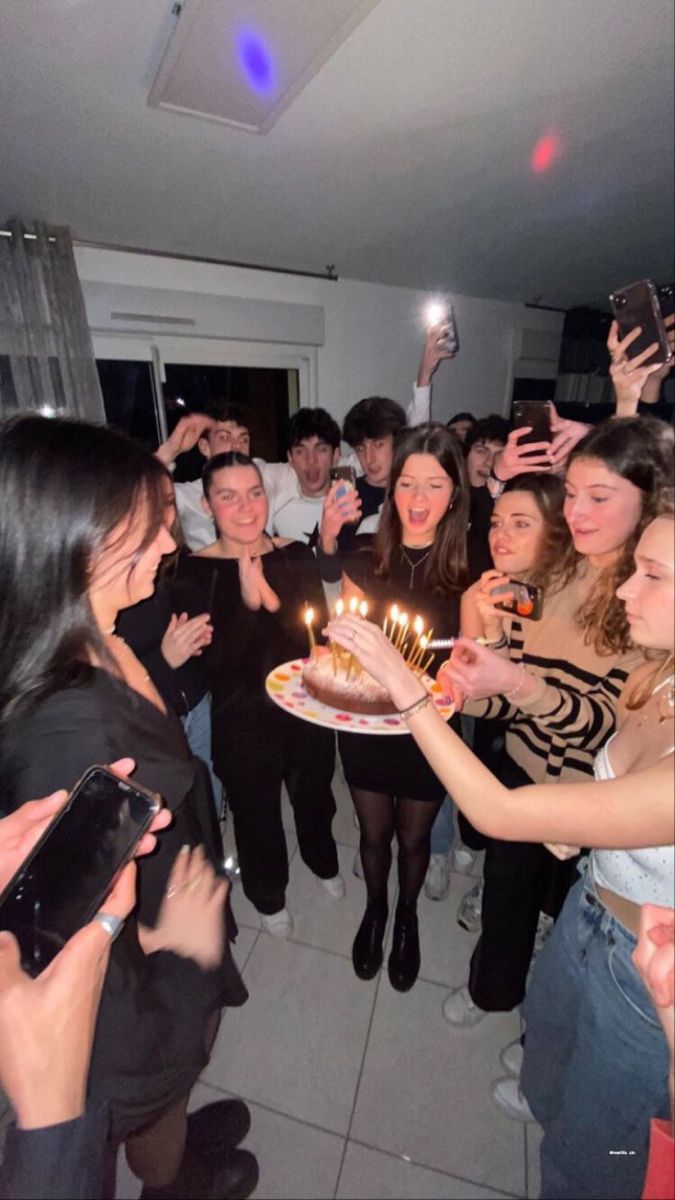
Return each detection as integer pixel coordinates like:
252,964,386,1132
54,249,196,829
407,508,430,527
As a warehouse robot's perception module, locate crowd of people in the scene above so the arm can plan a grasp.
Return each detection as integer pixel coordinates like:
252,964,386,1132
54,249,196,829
0,312,673,1200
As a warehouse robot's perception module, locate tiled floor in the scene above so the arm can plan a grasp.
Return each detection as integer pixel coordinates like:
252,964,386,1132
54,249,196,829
113,766,541,1199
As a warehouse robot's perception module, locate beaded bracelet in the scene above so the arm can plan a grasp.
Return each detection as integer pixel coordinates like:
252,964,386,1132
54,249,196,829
398,693,432,721
505,664,530,702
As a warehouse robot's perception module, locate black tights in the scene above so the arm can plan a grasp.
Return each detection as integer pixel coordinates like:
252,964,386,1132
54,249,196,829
350,788,442,909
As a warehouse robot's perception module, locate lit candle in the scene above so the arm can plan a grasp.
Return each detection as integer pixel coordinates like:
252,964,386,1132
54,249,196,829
359,600,368,619
387,604,399,642
409,633,429,671
407,615,424,663
349,596,359,614
332,598,344,675
395,611,409,651
304,607,316,653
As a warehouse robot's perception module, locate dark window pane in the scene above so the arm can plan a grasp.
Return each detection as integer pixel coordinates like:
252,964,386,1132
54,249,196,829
97,360,158,449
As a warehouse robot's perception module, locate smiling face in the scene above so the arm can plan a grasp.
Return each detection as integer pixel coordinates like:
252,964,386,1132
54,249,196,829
203,464,268,547
354,434,394,487
466,438,505,487
394,452,454,546
89,494,176,614
489,490,546,577
564,456,643,564
288,436,339,497
616,516,675,652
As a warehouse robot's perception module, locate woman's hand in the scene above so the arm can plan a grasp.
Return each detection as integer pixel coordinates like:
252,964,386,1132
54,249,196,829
162,611,213,668
473,570,512,641
138,845,227,972
493,427,552,482
238,549,280,613
438,636,534,703
0,862,138,1130
633,903,675,1121
325,615,425,711
607,321,663,417
319,482,362,554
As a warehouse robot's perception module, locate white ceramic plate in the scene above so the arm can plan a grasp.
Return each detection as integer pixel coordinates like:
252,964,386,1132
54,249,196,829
265,659,454,735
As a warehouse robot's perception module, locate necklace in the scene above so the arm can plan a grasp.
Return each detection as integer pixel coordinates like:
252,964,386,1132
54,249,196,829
399,545,432,589
107,632,151,684
654,670,675,724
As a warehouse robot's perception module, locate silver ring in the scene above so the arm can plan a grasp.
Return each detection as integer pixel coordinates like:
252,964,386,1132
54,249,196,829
94,912,124,941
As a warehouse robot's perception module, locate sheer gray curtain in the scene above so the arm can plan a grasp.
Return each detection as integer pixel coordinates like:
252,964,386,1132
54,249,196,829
0,217,105,422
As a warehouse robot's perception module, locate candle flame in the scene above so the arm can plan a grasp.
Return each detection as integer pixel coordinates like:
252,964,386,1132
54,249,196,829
335,598,344,617
390,604,399,622
349,596,359,614
359,600,368,618
304,607,314,626
398,611,408,627
413,615,424,636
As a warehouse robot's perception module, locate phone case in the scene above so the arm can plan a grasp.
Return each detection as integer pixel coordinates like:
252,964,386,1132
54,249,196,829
493,581,543,620
511,401,553,446
609,280,673,366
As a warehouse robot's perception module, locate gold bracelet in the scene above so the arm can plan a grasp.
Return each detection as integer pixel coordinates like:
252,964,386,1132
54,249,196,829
398,693,431,721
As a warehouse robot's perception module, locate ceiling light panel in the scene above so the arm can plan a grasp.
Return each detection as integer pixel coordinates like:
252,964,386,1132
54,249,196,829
149,0,380,134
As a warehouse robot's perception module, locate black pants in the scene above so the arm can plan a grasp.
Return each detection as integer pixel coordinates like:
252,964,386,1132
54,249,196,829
457,716,506,852
214,705,338,914
468,756,579,1012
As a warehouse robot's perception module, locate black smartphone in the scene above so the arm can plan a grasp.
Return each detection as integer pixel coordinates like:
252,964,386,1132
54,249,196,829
657,283,675,322
511,400,553,447
0,766,160,976
609,280,673,367
492,580,543,620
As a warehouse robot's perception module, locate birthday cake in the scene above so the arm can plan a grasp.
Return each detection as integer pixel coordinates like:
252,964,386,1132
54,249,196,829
302,645,397,716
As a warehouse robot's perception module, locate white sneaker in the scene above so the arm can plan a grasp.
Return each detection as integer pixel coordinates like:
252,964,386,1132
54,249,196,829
320,873,346,900
457,879,483,932
260,907,293,938
424,853,451,901
499,1038,524,1078
492,1077,535,1122
442,985,487,1027
450,843,477,874
352,849,364,879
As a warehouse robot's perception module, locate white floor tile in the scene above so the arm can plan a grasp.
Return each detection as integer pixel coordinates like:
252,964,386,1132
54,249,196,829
337,1140,518,1199
351,977,525,1195
231,924,259,972
526,1121,543,1198
202,937,377,1134
191,1081,344,1199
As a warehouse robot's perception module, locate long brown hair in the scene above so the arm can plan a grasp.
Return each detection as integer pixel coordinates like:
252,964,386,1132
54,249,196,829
561,418,675,656
499,473,572,593
625,488,675,716
373,423,469,595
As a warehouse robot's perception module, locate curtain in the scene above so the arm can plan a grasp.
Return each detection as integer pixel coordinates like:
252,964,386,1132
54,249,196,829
0,217,105,422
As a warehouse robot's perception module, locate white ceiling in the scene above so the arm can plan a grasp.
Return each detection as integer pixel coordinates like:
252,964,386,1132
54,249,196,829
0,0,673,308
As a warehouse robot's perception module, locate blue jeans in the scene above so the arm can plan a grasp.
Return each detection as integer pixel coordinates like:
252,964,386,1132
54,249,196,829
181,693,223,817
430,795,455,856
521,871,670,1199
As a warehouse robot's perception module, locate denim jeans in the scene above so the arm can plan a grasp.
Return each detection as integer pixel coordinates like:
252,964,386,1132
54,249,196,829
429,795,455,856
181,693,223,817
521,871,670,1199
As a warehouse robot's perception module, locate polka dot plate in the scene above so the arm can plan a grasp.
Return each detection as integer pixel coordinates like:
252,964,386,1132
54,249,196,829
265,659,454,735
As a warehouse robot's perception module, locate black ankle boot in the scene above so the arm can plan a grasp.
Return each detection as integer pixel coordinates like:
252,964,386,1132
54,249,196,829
352,902,388,980
388,903,420,992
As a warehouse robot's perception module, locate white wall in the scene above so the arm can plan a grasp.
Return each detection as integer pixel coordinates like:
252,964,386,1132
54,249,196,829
76,246,564,424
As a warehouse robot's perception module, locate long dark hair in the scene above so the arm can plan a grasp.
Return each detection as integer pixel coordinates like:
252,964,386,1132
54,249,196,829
373,423,469,594
562,417,675,655
0,415,167,722
499,473,571,592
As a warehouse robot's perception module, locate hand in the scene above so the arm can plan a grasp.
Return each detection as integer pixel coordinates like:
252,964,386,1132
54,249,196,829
639,312,674,405
607,321,663,417
0,861,137,1129
473,570,512,641
438,636,532,702
155,414,215,465
547,404,591,470
320,481,363,552
325,615,425,711
0,759,170,891
544,842,581,860
493,427,553,482
417,323,456,387
633,903,675,1121
238,549,280,613
138,845,227,972
162,612,213,668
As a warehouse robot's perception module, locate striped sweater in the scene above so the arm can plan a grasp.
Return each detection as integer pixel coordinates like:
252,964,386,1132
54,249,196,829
466,563,644,784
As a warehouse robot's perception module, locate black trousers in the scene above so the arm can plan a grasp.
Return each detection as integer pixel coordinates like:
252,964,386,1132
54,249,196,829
468,756,579,1012
457,716,505,851
213,704,338,914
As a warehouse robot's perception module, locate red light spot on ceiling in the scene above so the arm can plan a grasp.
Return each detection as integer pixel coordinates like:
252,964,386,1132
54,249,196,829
530,132,562,174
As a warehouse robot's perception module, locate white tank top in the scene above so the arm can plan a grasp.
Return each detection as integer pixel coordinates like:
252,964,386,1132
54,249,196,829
590,728,675,908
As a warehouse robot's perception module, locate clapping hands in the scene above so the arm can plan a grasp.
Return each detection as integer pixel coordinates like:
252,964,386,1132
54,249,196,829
238,548,280,612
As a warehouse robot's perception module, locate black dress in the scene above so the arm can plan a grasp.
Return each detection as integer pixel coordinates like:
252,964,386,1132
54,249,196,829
0,668,247,1143
173,542,339,915
333,545,461,802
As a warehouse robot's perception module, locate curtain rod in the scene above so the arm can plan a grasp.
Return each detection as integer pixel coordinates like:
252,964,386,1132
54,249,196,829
0,229,339,282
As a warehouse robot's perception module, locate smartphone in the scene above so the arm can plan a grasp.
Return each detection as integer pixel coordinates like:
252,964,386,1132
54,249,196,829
657,283,675,322
329,465,357,499
609,280,673,367
440,305,460,354
0,766,160,976
511,400,553,447
492,580,543,620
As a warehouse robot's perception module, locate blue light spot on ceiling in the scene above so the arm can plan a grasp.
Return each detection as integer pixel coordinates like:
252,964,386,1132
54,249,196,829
235,29,275,97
